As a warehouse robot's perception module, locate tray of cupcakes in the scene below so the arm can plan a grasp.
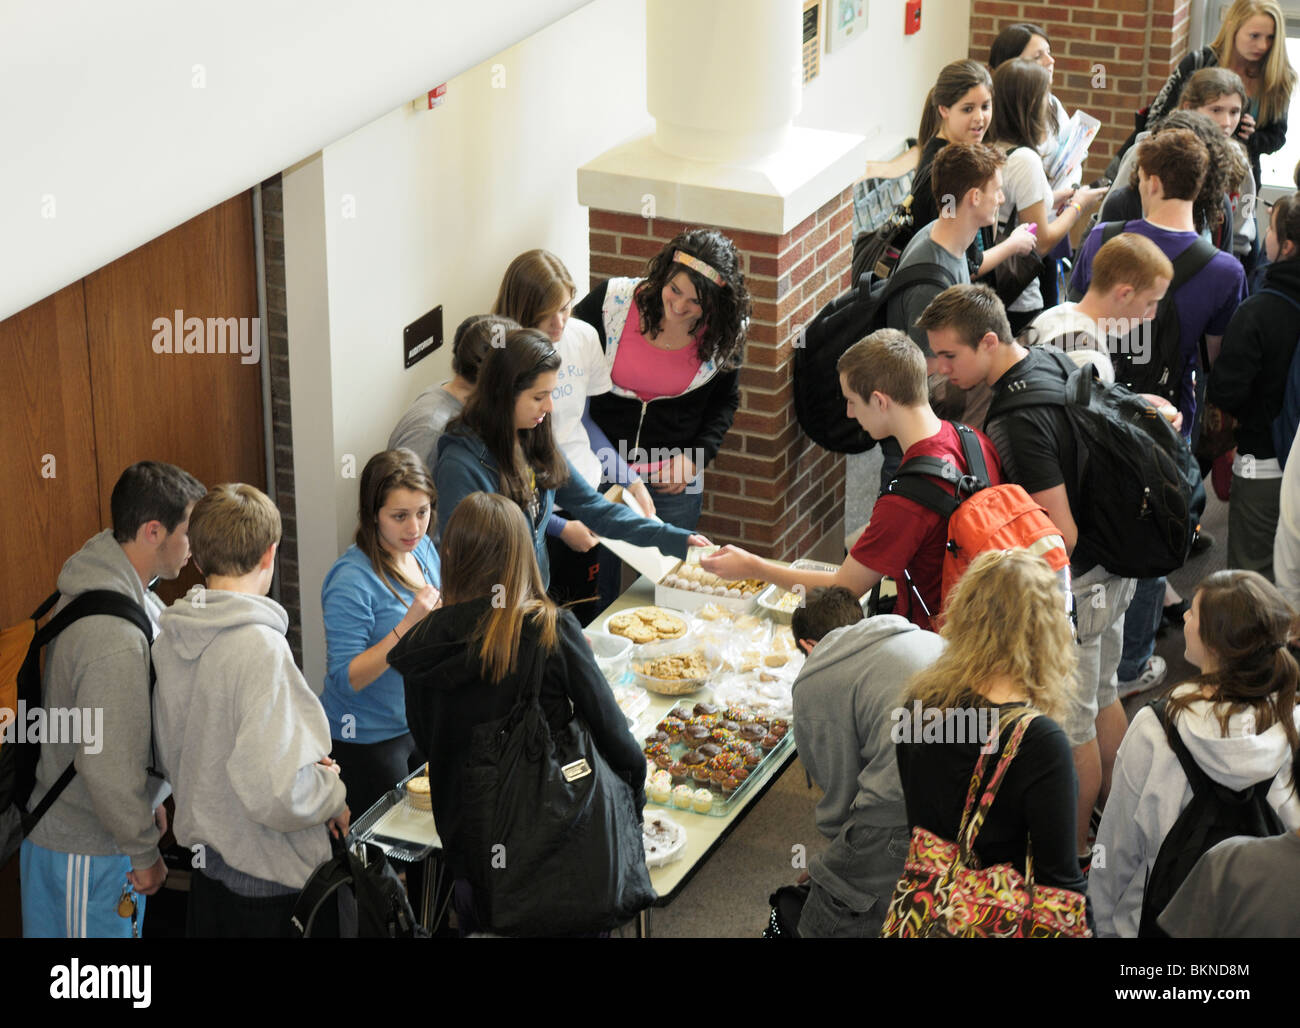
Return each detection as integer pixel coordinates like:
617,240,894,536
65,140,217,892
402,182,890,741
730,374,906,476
642,700,793,817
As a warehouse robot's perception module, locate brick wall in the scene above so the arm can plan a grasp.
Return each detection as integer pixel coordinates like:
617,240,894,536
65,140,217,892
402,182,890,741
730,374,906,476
588,188,854,561
259,174,304,667
969,0,1192,181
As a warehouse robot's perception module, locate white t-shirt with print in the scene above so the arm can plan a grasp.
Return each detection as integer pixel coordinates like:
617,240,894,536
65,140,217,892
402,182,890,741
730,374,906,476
998,146,1056,312
551,317,613,489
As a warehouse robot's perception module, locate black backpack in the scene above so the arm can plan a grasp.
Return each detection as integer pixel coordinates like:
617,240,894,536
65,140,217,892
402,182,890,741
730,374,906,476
987,349,1205,579
794,263,956,454
1096,220,1219,407
1139,698,1287,938
0,589,157,838
291,834,426,938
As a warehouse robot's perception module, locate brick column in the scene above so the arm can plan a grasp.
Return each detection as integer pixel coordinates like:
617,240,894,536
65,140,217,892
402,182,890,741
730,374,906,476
968,0,1192,182
588,185,854,561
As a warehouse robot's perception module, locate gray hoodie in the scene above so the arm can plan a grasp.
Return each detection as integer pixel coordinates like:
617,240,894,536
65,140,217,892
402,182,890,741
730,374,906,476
792,615,945,911
27,530,169,870
152,587,345,889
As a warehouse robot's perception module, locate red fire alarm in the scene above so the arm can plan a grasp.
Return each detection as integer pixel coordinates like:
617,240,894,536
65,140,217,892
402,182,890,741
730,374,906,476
905,0,921,34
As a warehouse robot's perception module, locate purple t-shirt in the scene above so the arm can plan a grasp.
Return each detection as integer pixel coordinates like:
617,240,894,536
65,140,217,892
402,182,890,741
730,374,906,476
1072,219,1246,428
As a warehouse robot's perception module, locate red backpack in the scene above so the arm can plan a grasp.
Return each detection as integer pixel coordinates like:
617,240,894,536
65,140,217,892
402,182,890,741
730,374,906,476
886,423,1072,627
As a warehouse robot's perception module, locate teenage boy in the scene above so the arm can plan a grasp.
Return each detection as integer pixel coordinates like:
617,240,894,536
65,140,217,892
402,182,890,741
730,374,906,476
152,484,348,937
701,328,1003,631
1069,128,1246,437
887,142,1035,430
790,587,945,939
919,283,1135,863
21,461,206,938
1027,232,1174,385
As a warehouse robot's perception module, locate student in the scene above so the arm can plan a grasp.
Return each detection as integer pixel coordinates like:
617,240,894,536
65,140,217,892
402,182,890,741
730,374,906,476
434,328,706,584
988,23,1071,168
986,58,1107,333
1209,192,1300,578
1092,570,1300,937
388,314,516,478
1105,107,1249,257
1142,0,1295,188
1072,128,1248,437
919,283,1136,861
21,461,206,938
571,229,751,531
895,550,1088,898
492,250,653,620
888,143,1034,436
701,328,1003,632
1026,231,1173,386
321,449,440,819
389,491,645,934
152,484,348,938
1160,828,1300,937
790,587,945,939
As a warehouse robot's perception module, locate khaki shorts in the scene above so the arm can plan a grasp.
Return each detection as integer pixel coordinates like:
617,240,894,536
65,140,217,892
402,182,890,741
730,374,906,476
1064,566,1136,746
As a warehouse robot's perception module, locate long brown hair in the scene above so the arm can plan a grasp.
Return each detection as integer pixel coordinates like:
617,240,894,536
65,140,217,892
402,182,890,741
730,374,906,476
1210,0,1296,126
917,60,993,148
452,327,568,514
440,491,559,683
492,250,576,330
987,58,1050,151
1168,570,1300,790
355,449,436,602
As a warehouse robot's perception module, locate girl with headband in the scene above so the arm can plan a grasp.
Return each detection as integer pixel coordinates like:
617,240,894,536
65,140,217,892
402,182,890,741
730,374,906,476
572,229,752,531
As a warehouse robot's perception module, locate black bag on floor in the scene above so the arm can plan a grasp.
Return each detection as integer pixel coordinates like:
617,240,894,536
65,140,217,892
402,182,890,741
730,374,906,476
292,833,424,938
1139,699,1287,938
457,646,654,936
794,263,955,454
987,349,1204,579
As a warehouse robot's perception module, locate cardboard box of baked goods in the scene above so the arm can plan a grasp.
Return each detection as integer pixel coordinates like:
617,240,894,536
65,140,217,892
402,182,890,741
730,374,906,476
597,487,760,614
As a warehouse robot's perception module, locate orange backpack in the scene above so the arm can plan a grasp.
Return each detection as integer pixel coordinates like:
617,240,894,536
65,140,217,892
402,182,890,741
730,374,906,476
886,423,1072,627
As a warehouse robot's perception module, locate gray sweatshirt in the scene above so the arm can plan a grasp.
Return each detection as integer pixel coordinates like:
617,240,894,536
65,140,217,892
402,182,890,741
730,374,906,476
152,587,346,889
792,615,945,910
27,530,169,870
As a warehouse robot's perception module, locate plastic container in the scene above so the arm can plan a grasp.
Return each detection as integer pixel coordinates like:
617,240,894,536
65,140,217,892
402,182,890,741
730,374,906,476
756,559,839,623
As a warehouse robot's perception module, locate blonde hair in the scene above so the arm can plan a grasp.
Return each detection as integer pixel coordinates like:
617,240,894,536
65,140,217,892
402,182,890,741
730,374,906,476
1210,0,1297,126
1090,233,1175,294
188,483,281,577
904,550,1076,723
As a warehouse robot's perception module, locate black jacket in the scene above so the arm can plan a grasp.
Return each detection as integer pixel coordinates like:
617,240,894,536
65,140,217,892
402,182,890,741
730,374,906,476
1208,257,1300,459
388,597,644,876
572,278,740,468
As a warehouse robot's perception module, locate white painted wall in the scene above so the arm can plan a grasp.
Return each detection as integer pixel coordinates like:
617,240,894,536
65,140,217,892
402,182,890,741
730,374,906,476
285,0,972,684
0,0,595,322
798,0,972,158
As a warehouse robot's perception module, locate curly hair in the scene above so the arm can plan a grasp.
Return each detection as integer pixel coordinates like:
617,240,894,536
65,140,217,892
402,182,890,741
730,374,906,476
1133,114,1245,236
1168,569,1299,793
633,229,750,368
904,549,1077,724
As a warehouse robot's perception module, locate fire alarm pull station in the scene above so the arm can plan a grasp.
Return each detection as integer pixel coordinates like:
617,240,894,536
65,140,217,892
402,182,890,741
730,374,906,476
905,0,921,34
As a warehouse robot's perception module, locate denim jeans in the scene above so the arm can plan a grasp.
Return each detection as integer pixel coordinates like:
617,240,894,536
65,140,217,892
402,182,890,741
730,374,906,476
650,484,704,532
1118,576,1164,682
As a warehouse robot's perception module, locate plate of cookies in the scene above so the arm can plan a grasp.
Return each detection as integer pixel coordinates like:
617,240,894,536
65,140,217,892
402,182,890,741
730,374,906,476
603,605,689,645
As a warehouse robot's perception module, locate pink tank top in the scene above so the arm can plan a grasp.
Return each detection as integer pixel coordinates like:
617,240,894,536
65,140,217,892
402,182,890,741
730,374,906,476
611,318,702,401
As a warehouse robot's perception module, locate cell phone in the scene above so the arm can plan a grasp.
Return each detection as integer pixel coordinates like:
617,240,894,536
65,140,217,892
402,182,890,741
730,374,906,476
1089,177,1111,190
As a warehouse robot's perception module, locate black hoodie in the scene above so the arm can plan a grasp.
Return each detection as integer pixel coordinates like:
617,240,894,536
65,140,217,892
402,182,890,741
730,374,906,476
388,597,644,875
1209,256,1300,460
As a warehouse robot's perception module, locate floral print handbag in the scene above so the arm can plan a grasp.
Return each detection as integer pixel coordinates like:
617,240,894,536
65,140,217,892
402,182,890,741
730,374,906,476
881,712,1092,938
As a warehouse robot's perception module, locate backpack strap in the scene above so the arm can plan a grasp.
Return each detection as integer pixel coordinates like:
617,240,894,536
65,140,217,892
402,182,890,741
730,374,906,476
882,260,957,300
886,422,988,517
1256,288,1300,316
19,589,158,836
987,350,1074,418
1168,236,1218,290
1149,698,1216,800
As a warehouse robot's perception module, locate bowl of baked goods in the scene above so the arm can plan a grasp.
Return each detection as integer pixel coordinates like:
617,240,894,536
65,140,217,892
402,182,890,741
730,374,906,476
404,770,432,813
628,639,722,695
